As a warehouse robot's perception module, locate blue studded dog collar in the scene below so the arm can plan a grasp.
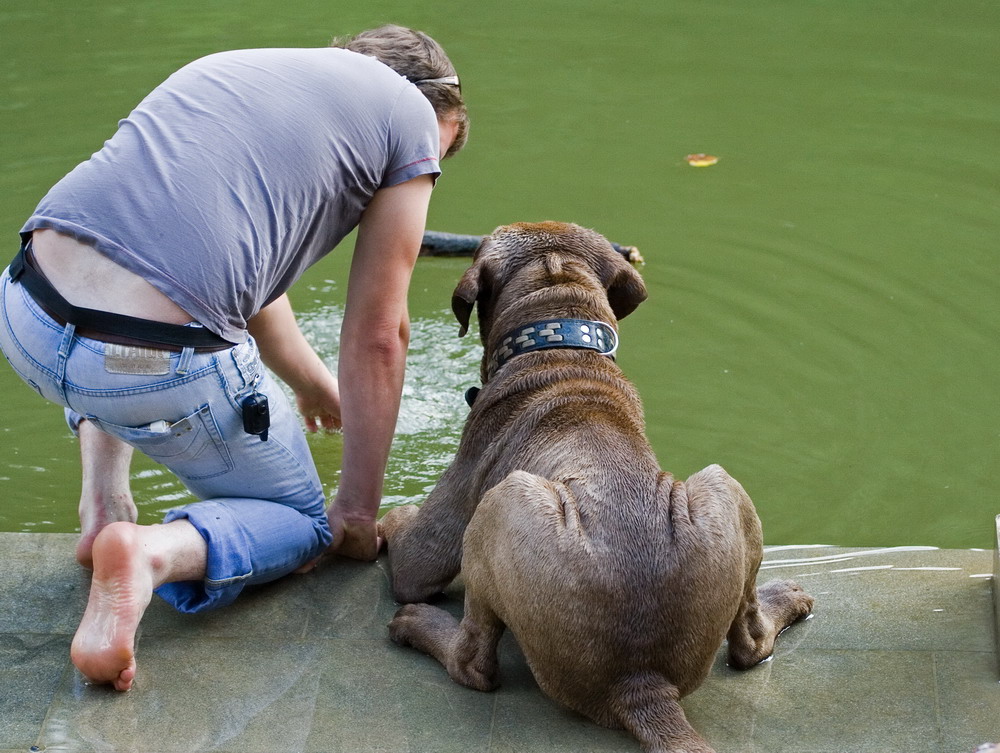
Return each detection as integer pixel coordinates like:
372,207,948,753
487,318,619,378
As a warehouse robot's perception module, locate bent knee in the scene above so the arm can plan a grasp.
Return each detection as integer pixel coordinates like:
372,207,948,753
688,463,732,488
685,464,753,508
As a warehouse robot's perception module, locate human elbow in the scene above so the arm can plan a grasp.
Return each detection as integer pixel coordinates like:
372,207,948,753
359,320,409,367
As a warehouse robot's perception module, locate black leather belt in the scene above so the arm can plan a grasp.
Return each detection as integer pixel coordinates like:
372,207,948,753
9,241,234,352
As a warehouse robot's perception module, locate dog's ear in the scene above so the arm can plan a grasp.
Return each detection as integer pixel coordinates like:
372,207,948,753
451,264,481,337
453,234,502,337
605,258,648,320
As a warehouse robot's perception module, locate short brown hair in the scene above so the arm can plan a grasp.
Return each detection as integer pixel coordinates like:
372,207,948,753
331,24,468,158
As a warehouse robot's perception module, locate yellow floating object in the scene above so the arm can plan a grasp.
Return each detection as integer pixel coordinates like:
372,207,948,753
685,153,719,167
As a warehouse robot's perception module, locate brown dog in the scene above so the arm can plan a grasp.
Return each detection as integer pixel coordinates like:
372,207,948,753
379,222,813,753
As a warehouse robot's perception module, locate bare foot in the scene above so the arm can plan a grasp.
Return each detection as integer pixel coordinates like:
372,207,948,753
70,522,154,691
294,556,322,574
76,419,137,569
77,490,138,569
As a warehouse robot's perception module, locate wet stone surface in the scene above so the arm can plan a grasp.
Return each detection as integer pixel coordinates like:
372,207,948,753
0,533,996,753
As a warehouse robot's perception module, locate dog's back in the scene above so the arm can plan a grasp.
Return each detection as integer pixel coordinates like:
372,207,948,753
461,436,756,725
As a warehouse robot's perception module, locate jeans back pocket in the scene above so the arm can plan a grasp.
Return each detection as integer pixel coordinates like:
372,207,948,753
89,404,234,481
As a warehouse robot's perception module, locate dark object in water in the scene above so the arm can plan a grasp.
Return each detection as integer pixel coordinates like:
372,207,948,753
420,230,644,265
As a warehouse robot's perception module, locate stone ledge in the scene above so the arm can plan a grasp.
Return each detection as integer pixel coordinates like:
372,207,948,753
994,514,1000,660
1,534,997,753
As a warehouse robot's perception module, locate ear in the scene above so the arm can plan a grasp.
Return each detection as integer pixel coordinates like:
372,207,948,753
452,235,501,337
605,260,648,320
451,264,480,337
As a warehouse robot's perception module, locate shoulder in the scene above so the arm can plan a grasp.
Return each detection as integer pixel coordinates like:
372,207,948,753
169,47,405,88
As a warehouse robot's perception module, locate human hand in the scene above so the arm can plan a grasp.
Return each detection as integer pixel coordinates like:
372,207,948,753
294,370,342,432
326,499,382,561
247,294,343,432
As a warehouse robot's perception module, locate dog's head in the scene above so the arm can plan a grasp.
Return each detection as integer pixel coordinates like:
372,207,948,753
451,222,647,345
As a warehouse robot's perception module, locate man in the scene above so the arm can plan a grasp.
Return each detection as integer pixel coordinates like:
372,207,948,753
0,24,468,691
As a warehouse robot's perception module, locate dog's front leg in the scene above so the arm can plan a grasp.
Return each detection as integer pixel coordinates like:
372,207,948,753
379,464,477,602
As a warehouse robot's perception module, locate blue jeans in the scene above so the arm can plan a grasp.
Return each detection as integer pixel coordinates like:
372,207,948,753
0,266,332,613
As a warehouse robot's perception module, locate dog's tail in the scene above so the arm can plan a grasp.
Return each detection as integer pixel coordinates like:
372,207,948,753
611,672,715,753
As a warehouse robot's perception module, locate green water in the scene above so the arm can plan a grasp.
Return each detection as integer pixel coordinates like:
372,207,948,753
1,1,997,548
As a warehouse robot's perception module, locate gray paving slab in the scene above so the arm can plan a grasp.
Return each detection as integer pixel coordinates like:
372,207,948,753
735,649,941,753
142,556,404,641
936,650,1000,748
44,637,330,753
994,514,1000,655
0,533,87,635
0,634,71,748
304,637,499,753
758,545,995,652
0,533,996,753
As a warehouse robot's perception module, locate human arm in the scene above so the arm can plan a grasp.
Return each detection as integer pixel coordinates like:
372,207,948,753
326,174,435,559
247,293,341,432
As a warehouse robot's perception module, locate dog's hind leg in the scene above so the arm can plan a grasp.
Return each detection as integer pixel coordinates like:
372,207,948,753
726,577,814,669
683,468,817,669
612,672,715,753
389,597,504,692
393,470,586,696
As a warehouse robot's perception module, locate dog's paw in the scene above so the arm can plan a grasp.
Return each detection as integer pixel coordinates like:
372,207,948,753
758,579,815,623
377,504,421,544
390,603,458,646
388,603,426,647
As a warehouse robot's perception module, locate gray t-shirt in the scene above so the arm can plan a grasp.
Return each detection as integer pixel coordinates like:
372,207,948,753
22,47,441,342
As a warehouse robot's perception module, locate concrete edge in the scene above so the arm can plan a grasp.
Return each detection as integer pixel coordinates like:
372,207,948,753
994,515,999,664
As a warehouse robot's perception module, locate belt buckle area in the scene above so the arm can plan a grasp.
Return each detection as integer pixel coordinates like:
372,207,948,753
104,343,172,375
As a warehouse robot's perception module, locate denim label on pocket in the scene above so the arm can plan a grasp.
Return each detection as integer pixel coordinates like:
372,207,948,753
104,344,171,375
